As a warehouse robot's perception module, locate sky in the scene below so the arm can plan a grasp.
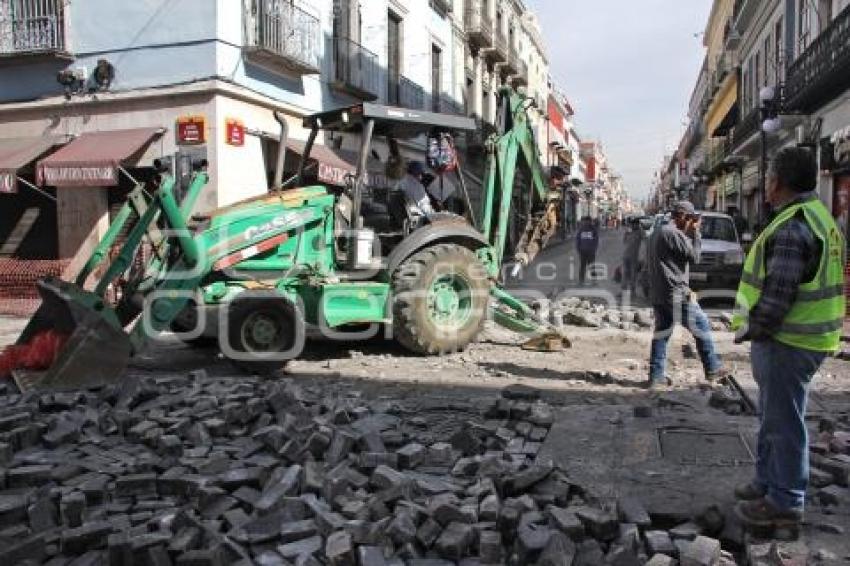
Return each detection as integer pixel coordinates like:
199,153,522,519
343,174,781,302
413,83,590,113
526,0,713,203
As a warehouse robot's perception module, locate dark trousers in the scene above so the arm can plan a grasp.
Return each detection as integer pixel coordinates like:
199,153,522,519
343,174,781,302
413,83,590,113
751,339,825,510
578,251,596,284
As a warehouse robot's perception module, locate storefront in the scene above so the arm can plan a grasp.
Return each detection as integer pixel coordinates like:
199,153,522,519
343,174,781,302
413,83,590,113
829,126,850,314
0,135,72,316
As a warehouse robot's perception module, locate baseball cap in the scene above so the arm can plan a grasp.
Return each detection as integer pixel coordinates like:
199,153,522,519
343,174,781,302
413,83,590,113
672,201,696,216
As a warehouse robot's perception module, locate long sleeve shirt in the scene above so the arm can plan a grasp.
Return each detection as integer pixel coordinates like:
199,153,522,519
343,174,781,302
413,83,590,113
647,223,701,306
746,193,822,341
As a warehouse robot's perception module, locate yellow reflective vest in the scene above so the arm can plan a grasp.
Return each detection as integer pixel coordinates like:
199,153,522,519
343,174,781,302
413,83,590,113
732,195,846,353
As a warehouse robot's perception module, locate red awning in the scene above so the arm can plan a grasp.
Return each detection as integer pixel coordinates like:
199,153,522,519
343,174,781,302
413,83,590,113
0,135,69,194
286,140,390,188
37,128,162,187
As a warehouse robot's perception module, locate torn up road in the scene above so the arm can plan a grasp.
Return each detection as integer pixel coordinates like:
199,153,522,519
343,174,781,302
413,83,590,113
0,314,848,564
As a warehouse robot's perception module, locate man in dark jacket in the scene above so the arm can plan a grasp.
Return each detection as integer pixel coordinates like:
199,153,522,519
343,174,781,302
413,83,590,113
575,216,599,285
646,202,724,388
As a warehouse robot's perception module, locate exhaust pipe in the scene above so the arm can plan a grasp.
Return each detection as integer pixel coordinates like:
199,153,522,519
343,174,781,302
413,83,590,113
272,111,289,190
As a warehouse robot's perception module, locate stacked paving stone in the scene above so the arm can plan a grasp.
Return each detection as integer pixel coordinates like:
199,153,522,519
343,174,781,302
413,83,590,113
0,374,740,565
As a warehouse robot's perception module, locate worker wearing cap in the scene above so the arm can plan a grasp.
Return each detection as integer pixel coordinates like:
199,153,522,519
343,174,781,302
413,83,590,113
732,147,846,530
646,201,724,389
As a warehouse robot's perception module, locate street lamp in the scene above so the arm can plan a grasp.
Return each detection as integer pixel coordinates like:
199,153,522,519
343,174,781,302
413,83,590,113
758,85,781,227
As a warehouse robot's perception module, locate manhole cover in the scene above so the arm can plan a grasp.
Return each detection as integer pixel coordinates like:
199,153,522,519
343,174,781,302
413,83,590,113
658,428,753,466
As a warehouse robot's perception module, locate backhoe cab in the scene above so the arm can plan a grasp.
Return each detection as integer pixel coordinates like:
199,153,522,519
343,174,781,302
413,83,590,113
9,87,567,391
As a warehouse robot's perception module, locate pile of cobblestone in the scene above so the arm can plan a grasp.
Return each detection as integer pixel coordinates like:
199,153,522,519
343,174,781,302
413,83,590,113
0,373,742,565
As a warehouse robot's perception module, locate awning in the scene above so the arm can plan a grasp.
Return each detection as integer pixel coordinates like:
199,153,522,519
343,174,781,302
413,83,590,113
37,127,163,187
286,140,391,188
0,135,69,193
706,75,739,138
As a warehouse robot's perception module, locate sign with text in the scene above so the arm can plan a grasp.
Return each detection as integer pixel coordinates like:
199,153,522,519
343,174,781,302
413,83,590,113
176,116,206,145
225,119,245,147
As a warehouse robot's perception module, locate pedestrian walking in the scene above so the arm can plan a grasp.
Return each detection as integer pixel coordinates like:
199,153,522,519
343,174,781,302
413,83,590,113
731,147,846,531
575,216,599,285
621,217,643,295
646,201,724,389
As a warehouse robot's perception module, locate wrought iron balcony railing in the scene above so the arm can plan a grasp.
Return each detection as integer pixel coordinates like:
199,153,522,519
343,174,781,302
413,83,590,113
464,1,493,48
784,4,850,112
0,0,68,59
387,74,424,110
435,93,464,116
331,35,380,100
245,0,320,75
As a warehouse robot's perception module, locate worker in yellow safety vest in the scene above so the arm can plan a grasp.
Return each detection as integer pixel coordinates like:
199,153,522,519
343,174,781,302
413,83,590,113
731,147,846,531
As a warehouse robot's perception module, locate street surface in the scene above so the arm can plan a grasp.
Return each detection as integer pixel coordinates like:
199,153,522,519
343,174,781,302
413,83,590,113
0,235,848,563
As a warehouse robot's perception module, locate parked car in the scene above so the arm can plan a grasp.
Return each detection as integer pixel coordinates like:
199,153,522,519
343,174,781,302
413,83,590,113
689,211,744,293
637,210,744,298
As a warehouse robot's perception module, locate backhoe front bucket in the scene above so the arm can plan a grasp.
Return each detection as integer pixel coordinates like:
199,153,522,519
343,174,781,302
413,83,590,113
13,278,131,392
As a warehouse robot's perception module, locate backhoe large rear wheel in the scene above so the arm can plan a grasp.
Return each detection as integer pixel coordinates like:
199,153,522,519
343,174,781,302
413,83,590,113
392,244,489,355
225,292,305,375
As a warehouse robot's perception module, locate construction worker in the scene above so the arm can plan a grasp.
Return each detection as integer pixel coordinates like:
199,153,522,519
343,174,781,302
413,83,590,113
398,161,435,216
646,201,724,389
732,147,846,530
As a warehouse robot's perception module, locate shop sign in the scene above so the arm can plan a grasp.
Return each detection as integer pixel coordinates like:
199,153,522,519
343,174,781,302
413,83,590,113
177,116,206,145
40,165,118,187
225,119,245,147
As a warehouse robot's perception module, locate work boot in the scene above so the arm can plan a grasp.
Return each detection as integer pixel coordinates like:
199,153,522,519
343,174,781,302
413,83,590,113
647,376,672,391
734,481,767,501
735,498,802,529
704,365,728,383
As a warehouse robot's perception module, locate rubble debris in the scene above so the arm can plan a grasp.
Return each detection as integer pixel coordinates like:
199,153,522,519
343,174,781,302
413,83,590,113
0,370,761,565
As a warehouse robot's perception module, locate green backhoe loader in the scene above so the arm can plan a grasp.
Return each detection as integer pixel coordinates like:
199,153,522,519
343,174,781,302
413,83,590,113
11,87,568,391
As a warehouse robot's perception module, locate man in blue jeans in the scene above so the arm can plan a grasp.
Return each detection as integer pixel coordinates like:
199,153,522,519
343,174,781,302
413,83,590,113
732,148,846,530
646,201,724,389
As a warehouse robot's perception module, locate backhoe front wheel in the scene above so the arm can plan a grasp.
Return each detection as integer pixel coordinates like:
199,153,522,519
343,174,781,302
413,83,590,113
225,292,305,375
392,244,489,355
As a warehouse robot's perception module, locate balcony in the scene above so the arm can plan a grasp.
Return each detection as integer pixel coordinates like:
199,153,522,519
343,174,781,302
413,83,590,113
501,46,519,76
431,0,452,16
511,57,528,86
0,0,70,63
244,0,320,76
706,135,734,174
732,106,761,150
784,4,850,113
387,75,424,110
487,29,508,64
330,36,380,100
434,93,464,116
464,1,493,48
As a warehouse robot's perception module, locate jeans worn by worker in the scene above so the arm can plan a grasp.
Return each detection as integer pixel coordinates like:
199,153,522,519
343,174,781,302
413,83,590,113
648,299,721,382
750,339,825,511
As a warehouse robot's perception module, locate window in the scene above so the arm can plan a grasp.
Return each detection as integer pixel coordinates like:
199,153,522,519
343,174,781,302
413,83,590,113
387,11,402,105
432,44,442,112
763,34,772,85
754,50,761,92
333,0,361,42
817,0,833,36
797,0,810,53
774,17,784,82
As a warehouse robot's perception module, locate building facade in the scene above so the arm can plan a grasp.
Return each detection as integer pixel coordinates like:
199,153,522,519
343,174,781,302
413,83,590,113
1,0,600,314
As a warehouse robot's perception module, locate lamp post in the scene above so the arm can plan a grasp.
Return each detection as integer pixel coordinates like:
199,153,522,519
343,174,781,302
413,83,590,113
758,85,782,228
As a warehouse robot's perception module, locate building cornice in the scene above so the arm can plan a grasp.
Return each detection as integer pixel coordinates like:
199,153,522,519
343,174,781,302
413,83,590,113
0,79,311,117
